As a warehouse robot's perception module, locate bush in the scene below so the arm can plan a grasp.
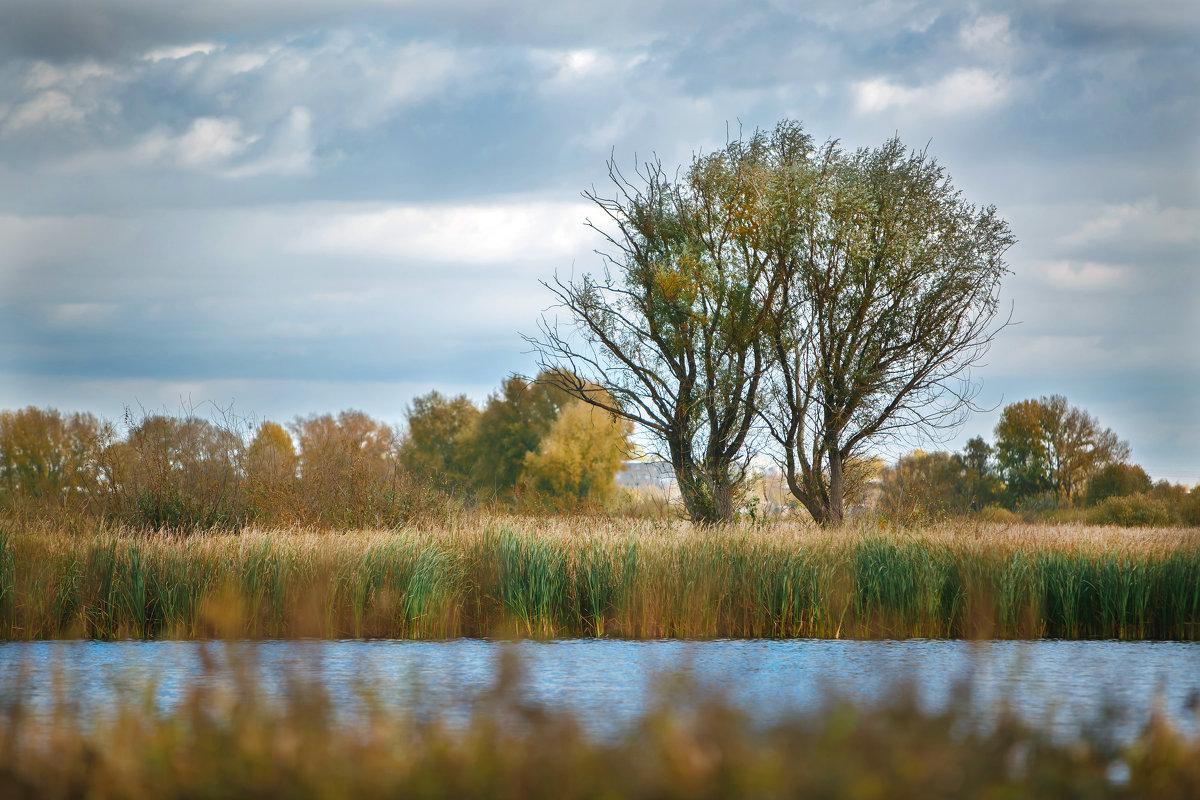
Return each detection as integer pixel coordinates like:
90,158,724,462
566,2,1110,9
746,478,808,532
1182,489,1200,527
1041,506,1091,525
973,505,1019,524
1087,493,1173,527
1013,490,1060,521
1085,463,1152,505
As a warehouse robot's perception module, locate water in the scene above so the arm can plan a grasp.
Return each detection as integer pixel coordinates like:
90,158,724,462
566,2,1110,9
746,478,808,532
2,639,1197,744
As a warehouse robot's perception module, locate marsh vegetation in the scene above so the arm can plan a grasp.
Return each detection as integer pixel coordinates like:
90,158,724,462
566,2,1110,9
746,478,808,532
3,517,1198,641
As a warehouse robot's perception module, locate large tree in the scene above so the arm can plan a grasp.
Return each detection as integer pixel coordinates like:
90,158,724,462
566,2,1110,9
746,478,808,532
530,124,801,523
291,410,402,526
468,375,568,495
0,407,112,503
398,391,480,487
532,120,1011,525
762,133,1013,525
995,395,1129,505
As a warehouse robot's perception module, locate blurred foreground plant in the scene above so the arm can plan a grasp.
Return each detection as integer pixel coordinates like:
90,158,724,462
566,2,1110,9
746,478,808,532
1,647,1198,799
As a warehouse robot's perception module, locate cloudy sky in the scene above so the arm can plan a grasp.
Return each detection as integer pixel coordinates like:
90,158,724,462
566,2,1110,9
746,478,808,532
0,0,1196,481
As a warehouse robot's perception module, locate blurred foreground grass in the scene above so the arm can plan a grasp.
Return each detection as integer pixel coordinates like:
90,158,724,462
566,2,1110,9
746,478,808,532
2,516,1199,640
2,646,1198,799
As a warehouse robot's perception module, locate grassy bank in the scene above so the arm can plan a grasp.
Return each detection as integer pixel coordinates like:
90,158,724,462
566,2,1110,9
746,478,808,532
3,648,1198,799
2,517,1199,640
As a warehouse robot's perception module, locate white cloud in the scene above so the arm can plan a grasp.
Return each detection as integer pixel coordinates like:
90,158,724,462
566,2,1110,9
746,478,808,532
345,42,467,128
852,68,1011,116
1,90,87,133
54,116,287,174
1060,200,1152,246
25,61,117,91
1061,200,1200,248
958,14,1013,60
144,42,219,62
536,48,624,81
135,117,256,169
1038,260,1126,290
1,61,121,135
295,200,597,264
222,106,315,178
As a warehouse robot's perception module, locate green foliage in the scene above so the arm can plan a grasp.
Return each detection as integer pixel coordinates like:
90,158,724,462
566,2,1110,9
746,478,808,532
878,444,1004,523
533,124,815,523
0,390,637,531
537,121,1015,526
1087,493,1174,527
399,373,630,507
1086,462,1152,506
132,485,240,531
1149,478,1190,508
995,395,1129,507
766,132,1014,526
468,375,568,494
398,390,480,486
1183,487,1200,526
495,531,572,635
994,399,1054,502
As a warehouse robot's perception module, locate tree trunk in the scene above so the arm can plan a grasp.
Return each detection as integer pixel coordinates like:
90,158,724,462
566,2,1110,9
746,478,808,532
668,437,737,524
674,464,737,524
785,459,845,528
826,447,845,526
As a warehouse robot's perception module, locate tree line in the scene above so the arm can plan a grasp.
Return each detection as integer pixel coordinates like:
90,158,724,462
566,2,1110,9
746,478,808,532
877,395,1200,526
0,372,631,531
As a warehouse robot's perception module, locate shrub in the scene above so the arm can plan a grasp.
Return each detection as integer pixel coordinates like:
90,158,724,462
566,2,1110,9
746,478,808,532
1087,493,1173,527
109,414,249,531
1085,462,1152,505
1041,506,1091,525
974,505,1019,524
1013,490,1060,521
1182,488,1200,527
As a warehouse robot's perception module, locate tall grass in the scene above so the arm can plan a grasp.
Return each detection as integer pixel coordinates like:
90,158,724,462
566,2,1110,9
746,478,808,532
1,517,1198,640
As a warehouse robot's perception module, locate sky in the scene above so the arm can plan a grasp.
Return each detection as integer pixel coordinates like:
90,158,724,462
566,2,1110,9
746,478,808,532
0,0,1196,482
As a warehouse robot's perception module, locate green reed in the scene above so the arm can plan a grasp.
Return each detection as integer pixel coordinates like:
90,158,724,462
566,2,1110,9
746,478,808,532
1,523,1198,640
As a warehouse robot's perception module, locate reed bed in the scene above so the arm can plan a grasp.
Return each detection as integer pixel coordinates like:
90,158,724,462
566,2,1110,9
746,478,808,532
6,648,1199,799
1,516,1198,640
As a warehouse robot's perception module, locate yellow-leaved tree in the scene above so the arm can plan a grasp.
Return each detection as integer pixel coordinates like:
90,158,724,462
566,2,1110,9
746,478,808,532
245,421,298,520
521,397,631,505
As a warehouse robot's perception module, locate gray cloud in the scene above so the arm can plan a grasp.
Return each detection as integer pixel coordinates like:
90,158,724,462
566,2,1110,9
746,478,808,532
0,0,1195,480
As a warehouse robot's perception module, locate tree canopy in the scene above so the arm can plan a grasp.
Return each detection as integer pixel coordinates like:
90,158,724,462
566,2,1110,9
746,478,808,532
994,395,1129,505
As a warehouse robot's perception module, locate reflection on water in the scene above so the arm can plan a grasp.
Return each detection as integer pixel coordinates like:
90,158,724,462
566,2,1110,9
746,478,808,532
1,639,1197,743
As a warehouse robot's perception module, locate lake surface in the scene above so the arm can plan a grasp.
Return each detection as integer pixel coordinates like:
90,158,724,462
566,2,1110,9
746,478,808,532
2,639,1198,744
